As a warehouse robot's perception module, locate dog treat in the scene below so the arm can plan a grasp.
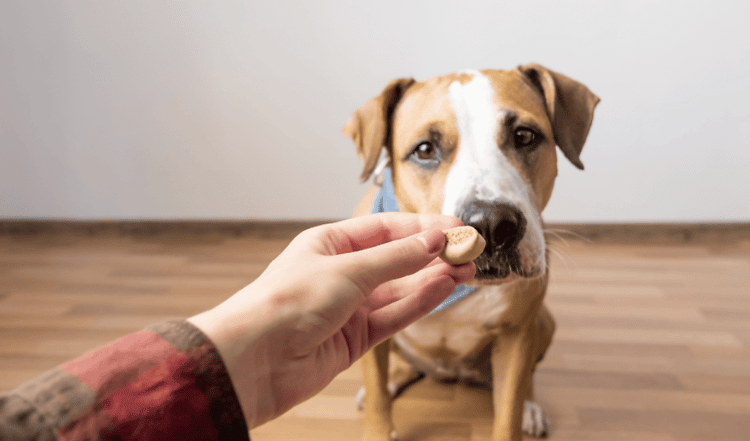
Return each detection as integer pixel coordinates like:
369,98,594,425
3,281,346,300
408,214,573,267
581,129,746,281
440,226,486,265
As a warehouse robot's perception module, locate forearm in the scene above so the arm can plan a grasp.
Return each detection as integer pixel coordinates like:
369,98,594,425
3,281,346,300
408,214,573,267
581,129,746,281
0,320,249,441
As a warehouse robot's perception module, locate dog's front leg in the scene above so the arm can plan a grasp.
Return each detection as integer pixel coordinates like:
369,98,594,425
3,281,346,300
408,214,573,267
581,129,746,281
491,325,535,441
361,339,395,441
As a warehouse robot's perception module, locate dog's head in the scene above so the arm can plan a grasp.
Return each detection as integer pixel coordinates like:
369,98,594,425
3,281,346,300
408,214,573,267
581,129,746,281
344,64,599,284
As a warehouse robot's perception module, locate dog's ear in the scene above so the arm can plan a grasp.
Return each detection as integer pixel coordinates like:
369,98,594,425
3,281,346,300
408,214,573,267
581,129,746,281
343,78,415,182
518,63,600,170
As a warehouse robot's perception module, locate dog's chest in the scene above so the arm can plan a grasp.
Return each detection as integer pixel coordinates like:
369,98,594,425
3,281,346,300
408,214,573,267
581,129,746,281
394,285,517,380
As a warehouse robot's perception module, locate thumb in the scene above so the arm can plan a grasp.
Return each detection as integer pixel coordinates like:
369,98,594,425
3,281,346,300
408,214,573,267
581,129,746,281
341,228,447,293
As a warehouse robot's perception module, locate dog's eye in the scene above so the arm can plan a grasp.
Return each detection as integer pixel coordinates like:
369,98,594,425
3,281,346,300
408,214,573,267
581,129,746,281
408,141,441,170
514,128,537,148
415,142,437,160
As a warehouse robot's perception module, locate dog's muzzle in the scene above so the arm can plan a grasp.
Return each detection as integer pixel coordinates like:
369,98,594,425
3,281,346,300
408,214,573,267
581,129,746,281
458,200,528,280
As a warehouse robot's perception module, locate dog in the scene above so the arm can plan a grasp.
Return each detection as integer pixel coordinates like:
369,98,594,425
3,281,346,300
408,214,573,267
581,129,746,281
344,64,599,441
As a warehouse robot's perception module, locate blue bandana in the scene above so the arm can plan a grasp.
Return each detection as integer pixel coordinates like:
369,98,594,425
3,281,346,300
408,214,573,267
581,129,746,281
371,168,477,313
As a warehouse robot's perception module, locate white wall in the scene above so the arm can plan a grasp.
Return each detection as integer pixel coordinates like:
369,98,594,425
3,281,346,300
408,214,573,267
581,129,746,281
1,0,748,222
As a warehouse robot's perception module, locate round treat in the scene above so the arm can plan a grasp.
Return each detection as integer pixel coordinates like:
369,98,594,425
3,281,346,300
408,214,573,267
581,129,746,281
440,226,486,265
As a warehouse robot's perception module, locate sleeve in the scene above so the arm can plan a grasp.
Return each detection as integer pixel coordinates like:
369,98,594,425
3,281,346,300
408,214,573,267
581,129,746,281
0,320,250,441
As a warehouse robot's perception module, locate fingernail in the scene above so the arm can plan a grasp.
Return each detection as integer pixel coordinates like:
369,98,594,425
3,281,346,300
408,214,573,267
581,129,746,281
417,229,445,255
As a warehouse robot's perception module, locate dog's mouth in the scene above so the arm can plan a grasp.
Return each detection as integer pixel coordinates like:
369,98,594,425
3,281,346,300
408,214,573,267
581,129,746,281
473,274,518,285
471,247,539,283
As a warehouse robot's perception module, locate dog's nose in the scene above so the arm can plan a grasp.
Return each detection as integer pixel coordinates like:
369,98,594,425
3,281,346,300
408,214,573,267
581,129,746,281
458,200,526,252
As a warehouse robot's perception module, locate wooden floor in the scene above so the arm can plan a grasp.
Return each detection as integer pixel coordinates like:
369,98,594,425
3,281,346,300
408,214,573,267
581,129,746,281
1,224,749,441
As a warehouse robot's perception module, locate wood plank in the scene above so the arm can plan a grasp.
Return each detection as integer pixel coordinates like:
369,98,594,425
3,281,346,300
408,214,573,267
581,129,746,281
1,224,749,440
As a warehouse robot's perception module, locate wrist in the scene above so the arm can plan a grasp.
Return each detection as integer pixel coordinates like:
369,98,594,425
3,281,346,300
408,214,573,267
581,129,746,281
187,287,278,428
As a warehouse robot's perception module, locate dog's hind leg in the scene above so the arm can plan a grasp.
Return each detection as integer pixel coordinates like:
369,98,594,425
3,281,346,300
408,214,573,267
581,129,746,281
534,304,556,368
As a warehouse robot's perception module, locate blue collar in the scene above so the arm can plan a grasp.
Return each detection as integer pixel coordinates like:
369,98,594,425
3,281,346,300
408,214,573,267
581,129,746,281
371,168,476,313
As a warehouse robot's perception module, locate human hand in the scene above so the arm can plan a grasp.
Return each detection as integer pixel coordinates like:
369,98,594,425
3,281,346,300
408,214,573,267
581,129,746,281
187,213,475,428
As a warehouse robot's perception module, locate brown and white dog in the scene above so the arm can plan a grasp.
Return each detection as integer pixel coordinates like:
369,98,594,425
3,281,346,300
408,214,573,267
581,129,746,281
344,64,599,441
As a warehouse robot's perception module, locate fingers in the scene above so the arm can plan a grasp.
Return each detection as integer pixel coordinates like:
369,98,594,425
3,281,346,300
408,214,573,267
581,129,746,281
367,262,476,344
323,212,464,255
318,213,464,295
368,259,475,310
335,228,448,295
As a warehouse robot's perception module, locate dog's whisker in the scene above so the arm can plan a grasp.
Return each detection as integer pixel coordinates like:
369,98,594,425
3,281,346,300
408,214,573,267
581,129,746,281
547,239,572,269
544,228,592,245
546,243,579,275
543,229,573,248
548,247,568,267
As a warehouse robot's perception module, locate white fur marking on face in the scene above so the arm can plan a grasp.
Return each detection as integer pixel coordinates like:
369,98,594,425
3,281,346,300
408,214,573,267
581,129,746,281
442,72,546,275
442,73,529,215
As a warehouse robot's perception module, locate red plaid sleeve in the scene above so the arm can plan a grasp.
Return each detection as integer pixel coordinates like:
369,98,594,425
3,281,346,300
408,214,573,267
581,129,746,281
0,320,250,441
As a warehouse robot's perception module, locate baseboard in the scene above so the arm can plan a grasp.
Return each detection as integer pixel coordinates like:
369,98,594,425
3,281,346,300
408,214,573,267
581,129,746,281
543,222,750,244
1,219,749,244
0,219,332,237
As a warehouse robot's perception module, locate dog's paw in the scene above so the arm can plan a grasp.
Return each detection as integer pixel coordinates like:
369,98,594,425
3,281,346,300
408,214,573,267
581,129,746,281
523,400,549,438
355,386,366,411
355,382,402,411
361,430,398,441
361,420,398,441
